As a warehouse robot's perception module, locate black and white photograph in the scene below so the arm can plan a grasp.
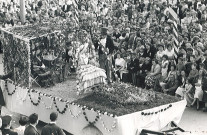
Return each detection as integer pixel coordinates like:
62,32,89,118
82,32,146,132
0,0,207,135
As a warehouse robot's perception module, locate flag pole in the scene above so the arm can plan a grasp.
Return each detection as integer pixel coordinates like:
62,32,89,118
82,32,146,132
20,0,26,24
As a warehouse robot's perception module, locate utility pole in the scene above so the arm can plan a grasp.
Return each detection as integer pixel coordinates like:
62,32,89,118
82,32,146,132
20,0,26,24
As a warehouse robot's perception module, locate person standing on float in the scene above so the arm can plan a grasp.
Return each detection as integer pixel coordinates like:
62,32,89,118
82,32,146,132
98,27,114,70
98,27,115,82
77,30,90,66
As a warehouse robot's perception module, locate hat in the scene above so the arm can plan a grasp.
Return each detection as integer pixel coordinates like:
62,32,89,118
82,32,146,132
101,27,108,35
2,115,12,126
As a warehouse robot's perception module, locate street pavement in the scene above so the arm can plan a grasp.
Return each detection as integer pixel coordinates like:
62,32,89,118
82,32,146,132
178,107,207,135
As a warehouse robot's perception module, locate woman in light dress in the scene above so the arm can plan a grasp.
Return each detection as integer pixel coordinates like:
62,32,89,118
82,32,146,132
115,53,127,80
77,30,90,66
164,43,175,60
156,44,165,61
78,42,90,66
191,70,204,110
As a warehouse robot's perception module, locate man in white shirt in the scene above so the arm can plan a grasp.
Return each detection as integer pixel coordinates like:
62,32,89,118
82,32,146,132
14,116,28,135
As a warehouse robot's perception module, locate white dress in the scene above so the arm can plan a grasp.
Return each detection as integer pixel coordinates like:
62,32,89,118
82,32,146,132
194,79,204,101
78,43,89,66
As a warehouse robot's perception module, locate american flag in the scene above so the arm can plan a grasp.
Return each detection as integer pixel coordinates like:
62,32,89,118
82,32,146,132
168,7,179,64
72,0,79,25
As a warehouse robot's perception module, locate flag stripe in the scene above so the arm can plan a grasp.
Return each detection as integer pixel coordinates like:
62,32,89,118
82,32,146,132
168,7,179,64
72,0,79,25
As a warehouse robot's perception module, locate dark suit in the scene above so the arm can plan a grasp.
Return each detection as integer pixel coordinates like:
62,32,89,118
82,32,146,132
185,62,193,76
127,58,139,85
145,46,157,59
98,35,114,55
99,35,114,70
41,123,65,135
2,129,18,135
136,63,146,88
24,125,40,135
127,33,137,50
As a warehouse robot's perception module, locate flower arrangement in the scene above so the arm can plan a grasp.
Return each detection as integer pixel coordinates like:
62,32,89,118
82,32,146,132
75,82,180,116
93,83,156,105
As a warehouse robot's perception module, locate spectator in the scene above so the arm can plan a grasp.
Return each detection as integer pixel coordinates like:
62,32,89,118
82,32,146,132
161,55,169,80
115,53,127,80
41,112,65,135
185,55,196,76
191,70,204,110
14,116,28,135
176,57,186,74
1,115,18,135
24,113,39,135
175,70,187,98
156,44,165,61
145,58,161,90
164,43,175,60
136,57,145,88
161,64,178,96
184,78,195,107
188,63,199,81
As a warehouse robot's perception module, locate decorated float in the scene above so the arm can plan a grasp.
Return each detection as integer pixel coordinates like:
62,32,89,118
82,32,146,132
0,24,186,135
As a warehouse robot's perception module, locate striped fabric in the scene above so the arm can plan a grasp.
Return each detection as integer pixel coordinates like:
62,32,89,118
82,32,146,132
168,7,179,64
72,0,79,25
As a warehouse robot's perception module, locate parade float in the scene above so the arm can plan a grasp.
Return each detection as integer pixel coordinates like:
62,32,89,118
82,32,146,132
0,23,186,135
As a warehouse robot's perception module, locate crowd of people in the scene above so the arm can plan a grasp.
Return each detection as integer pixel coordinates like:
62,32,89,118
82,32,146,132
0,0,207,134
76,0,207,112
1,0,207,130
0,112,66,135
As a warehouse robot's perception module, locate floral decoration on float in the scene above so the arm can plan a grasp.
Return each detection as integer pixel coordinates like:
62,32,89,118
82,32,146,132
74,82,180,116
